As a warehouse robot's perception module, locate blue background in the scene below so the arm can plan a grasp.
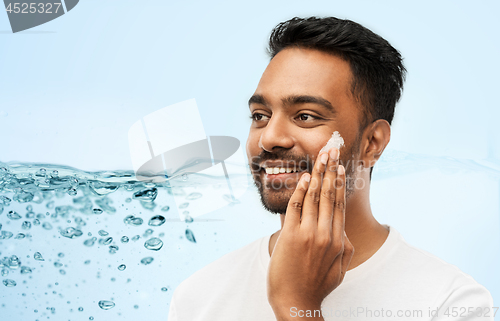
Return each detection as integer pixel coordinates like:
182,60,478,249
1,0,499,320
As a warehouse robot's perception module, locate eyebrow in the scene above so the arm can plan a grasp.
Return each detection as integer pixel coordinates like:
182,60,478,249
248,94,336,115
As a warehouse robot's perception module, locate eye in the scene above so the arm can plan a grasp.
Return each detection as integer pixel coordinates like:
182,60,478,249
249,113,269,121
249,113,322,122
296,113,320,121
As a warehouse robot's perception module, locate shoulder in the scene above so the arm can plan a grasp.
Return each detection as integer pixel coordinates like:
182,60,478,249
388,228,493,306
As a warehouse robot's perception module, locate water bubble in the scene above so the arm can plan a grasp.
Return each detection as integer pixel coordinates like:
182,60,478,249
21,221,31,230
125,198,132,203
161,206,170,212
182,174,188,181
54,262,63,268
59,227,83,239
117,264,126,271
74,217,86,227
26,205,33,212
144,237,163,251
0,196,11,206
95,197,116,214
124,215,143,226
140,257,154,265
42,222,52,230
133,188,158,202
185,229,196,243
140,200,156,211
90,316,94,320
67,188,78,196
161,287,168,292
72,196,88,205
78,307,84,312
59,269,66,275
0,231,13,239
184,215,194,223
84,260,91,265
143,229,153,237
84,237,97,247
179,202,189,209
7,210,21,220
55,206,73,218
134,305,139,309
20,266,32,274
109,245,119,254
93,208,103,215
99,237,113,246
148,215,166,226
14,233,26,239
131,235,140,241
33,219,40,226
46,201,54,209
34,252,44,261
88,181,119,196
186,192,202,200
13,190,34,203
58,253,64,258
3,279,16,287
98,230,109,236
98,300,115,310
35,213,44,219
8,256,21,269
1,269,8,276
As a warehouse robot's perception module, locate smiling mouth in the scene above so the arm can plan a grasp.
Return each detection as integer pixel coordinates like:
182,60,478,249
260,168,308,179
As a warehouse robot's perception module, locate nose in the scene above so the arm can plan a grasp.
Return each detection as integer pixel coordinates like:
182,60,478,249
258,112,294,153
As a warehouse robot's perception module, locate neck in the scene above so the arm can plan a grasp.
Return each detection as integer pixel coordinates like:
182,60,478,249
268,182,389,271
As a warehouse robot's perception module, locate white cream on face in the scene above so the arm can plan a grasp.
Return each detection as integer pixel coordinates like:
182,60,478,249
319,131,344,154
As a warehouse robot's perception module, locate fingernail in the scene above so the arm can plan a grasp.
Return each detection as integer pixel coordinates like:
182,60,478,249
338,165,345,175
320,152,328,165
329,148,339,160
303,173,311,182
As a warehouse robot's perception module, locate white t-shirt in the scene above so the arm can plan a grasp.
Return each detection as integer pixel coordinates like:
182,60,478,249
168,225,494,320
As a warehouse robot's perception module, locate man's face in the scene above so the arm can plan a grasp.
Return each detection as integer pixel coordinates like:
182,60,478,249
246,47,364,215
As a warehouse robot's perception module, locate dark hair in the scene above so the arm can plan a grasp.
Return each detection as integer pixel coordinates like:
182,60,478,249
267,16,406,179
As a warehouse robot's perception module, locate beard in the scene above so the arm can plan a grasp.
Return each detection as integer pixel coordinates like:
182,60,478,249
251,132,362,215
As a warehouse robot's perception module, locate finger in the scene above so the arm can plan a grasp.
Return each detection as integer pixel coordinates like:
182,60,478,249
324,244,344,286
317,147,340,233
301,151,328,228
339,232,355,282
284,172,311,228
332,165,346,244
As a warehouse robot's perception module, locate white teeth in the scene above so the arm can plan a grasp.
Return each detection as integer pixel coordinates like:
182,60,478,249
264,167,300,174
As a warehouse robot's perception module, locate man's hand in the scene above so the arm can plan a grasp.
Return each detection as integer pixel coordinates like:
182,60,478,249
267,147,355,320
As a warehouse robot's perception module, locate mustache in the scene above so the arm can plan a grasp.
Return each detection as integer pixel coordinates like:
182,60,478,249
249,153,314,172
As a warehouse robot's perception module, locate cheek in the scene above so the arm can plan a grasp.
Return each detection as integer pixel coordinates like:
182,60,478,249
304,132,335,156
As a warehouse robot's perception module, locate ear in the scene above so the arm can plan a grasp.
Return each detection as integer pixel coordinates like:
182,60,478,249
359,119,391,170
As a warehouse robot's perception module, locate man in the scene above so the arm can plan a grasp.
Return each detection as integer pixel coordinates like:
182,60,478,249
168,16,494,320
